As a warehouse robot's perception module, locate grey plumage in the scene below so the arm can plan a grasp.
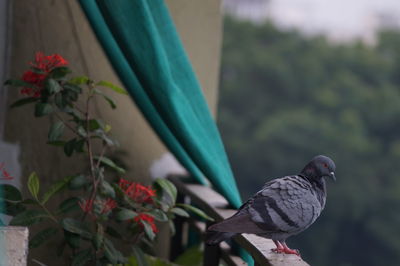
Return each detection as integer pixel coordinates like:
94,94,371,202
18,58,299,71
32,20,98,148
206,155,336,255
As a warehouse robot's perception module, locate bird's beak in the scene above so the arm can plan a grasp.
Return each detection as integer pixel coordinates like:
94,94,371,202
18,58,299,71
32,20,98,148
329,172,336,182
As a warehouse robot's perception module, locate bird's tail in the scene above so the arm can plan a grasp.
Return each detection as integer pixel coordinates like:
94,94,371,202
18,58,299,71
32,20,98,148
205,231,236,245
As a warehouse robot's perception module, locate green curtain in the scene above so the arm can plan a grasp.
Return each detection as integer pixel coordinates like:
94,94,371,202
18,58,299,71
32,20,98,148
78,0,242,209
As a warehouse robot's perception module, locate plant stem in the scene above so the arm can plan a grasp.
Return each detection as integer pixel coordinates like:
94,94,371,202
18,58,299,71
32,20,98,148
96,145,107,169
82,84,99,222
39,201,59,224
73,104,85,115
54,112,79,135
85,87,96,181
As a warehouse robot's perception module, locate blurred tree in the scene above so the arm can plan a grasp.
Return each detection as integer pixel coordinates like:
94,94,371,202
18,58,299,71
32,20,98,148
218,16,400,266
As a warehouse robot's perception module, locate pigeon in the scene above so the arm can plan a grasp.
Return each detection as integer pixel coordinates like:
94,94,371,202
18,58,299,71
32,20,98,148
206,155,336,256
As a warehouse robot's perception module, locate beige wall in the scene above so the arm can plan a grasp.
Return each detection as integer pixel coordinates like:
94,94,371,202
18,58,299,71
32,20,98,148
2,0,222,263
166,0,222,115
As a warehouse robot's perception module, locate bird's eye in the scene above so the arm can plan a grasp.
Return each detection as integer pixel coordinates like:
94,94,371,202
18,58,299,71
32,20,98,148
323,163,328,168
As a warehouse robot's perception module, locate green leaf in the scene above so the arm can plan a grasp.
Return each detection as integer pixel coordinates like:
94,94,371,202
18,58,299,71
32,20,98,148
61,218,92,240
147,209,168,222
104,238,125,264
168,220,176,236
100,180,115,198
44,78,62,94
93,89,116,109
94,156,125,174
154,198,170,213
64,230,81,249
54,93,65,109
30,67,46,74
10,209,48,226
63,106,83,119
177,203,214,221
29,227,58,249
64,138,76,157
49,66,71,79
57,197,80,214
9,97,38,109
170,207,189,218
41,175,75,205
154,179,177,205
34,103,53,117
28,172,40,199
68,76,89,85
71,248,92,266
93,224,104,250
88,119,104,131
77,126,87,138
174,245,203,266
111,183,125,197
96,80,128,95
94,130,115,146
142,220,156,241
0,201,26,216
69,175,89,190
48,121,65,141
105,226,122,239
104,124,112,133
130,246,149,266
115,208,137,221
74,139,85,153
93,234,103,251
0,184,22,201
63,83,82,93
62,89,78,102
4,79,32,87
60,93,70,106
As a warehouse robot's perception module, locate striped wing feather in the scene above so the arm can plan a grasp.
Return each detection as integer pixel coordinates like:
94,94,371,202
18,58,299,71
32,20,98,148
207,213,267,234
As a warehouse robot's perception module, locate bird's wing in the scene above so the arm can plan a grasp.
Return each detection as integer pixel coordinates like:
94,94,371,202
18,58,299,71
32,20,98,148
207,212,268,234
248,176,322,233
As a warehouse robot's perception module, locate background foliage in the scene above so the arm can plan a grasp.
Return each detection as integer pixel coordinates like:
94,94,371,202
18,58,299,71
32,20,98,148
218,16,400,266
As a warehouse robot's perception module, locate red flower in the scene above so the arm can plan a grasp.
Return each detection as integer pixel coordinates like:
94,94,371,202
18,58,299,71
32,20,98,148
21,52,68,97
30,52,68,72
118,179,156,204
21,71,46,98
101,198,117,214
79,198,94,213
79,197,117,218
134,213,158,233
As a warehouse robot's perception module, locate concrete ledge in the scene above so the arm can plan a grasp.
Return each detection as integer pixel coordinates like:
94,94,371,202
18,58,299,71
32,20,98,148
0,226,29,266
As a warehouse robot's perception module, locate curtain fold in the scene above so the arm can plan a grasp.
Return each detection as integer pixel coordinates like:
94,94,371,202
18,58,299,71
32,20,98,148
78,0,242,209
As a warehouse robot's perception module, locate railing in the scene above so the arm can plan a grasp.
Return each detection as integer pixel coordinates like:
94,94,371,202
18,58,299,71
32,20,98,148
168,175,310,266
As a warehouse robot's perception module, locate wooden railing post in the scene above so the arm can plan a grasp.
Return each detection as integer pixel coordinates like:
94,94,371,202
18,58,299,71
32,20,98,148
203,221,221,266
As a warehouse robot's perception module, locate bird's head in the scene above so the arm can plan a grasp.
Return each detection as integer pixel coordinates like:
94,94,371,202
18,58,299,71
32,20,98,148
301,155,336,182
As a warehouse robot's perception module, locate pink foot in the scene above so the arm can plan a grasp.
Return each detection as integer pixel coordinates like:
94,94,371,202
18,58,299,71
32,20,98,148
282,242,301,256
272,248,283,253
271,240,285,253
271,241,301,256
281,246,300,256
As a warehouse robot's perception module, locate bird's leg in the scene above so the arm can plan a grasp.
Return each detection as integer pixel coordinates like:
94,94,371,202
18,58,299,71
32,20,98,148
281,241,301,256
271,240,285,253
